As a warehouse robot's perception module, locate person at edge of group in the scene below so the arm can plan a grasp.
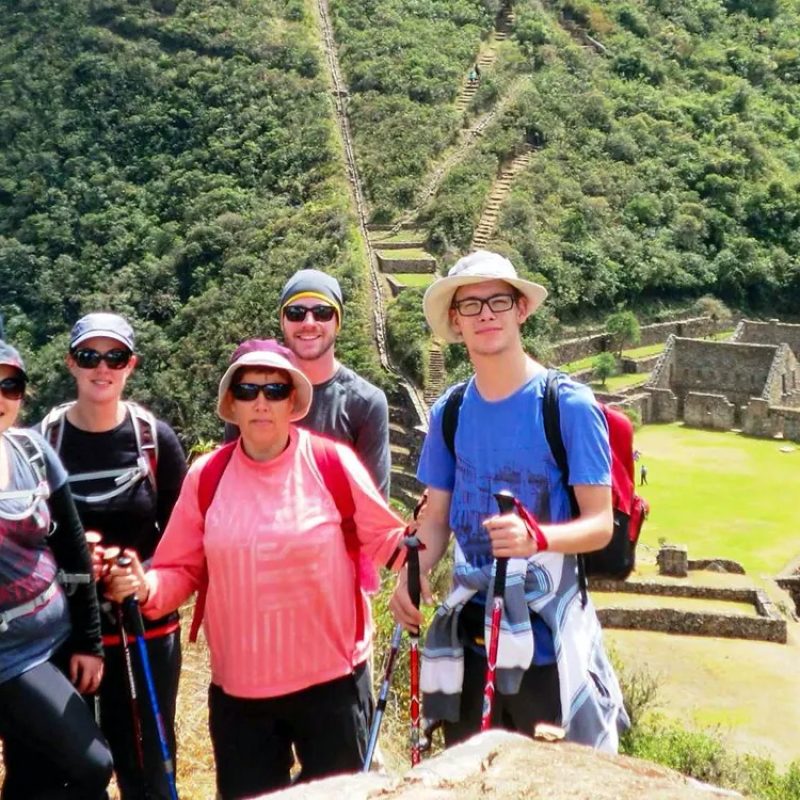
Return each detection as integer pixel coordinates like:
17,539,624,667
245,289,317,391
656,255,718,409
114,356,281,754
389,250,629,752
224,268,390,498
0,331,113,799
105,339,409,800
39,313,187,800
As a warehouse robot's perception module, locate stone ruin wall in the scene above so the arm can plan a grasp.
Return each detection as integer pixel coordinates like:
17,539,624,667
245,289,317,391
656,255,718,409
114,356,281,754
684,392,735,430
734,318,800,360
667,338,777,408
549,316,715,365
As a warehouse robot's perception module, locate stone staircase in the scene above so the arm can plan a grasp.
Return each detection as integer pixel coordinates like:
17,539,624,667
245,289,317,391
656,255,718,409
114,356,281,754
454,3,515,114
425,340,447,406
470,146,533,250
388,400,427,511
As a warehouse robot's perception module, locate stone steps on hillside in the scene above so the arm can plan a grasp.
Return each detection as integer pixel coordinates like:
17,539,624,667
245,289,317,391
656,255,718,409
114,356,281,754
425,342,447,405
391,465,424,498
470,148,534,250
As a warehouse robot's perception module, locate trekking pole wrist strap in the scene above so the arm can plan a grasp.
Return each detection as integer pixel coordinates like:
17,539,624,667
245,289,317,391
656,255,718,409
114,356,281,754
514,499,549,552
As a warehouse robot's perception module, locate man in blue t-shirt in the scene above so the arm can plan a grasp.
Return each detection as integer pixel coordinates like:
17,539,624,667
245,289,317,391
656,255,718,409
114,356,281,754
390,250,622,748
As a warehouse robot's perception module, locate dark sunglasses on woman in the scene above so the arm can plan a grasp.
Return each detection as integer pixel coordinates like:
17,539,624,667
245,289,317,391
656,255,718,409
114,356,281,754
231,382,293,402
71,348,132,370
0,376,25,400
282,305,337,323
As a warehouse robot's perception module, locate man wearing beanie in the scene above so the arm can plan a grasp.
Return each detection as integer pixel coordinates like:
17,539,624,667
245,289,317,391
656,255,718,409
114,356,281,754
226,268,390,497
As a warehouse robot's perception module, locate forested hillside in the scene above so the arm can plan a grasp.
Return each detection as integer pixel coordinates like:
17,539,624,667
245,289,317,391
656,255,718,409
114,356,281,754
334,0,800,322
4,0,800,436
0,0,379,439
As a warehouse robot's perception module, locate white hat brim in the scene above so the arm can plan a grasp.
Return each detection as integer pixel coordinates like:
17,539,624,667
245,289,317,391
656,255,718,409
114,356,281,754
423,274,548,343
217,351,312,424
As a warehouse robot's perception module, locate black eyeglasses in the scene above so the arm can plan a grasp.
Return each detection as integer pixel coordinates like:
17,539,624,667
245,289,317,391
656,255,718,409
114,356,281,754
283,305,337,323
230,382,293,402
0,377,25,400
71,348,132,370
451,293,517,317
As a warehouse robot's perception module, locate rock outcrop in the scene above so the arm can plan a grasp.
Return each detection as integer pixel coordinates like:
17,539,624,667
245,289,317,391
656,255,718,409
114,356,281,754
263,731,743,799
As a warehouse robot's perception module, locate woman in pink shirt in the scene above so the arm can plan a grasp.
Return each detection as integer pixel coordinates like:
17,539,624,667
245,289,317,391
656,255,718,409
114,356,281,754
107,340,407,799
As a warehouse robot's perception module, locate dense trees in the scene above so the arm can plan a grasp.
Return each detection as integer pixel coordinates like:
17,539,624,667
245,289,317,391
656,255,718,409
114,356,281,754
1,0,381,441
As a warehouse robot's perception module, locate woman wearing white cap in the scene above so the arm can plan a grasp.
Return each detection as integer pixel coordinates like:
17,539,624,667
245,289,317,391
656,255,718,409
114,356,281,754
40,312,187,800
106,339,408,800
0,332,113,798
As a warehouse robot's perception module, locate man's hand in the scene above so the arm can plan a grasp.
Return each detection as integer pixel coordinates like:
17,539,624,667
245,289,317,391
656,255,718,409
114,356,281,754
483,512,537,558
70,653,104,695
105,549,149,604
389,566,433,632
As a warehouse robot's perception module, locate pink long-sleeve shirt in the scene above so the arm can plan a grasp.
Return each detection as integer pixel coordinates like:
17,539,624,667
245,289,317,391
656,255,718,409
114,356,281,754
142,427,406,698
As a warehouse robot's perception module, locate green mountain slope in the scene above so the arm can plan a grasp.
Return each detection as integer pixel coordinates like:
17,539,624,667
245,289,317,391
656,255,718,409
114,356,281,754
0,0,378,439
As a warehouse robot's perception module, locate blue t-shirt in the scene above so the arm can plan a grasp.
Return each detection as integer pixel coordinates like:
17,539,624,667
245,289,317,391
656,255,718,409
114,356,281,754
417,372,611,664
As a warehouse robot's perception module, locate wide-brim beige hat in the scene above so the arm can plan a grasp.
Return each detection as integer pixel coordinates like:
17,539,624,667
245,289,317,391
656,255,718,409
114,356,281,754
423,250,548,343
217,343,312,424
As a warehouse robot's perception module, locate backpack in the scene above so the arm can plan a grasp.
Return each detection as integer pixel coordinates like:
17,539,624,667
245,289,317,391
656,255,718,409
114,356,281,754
41,401,159,504
187,432,380,643
441,370,648,600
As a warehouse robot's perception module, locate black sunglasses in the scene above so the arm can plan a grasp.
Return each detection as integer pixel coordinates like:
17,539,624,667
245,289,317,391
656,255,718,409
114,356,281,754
230,382,293,402
71,348,132,370
0,376,25,400
283,304,337,323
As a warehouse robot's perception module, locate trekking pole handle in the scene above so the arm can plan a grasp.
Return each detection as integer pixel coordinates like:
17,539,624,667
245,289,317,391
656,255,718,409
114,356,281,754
406,535,422,635
493,491,515,596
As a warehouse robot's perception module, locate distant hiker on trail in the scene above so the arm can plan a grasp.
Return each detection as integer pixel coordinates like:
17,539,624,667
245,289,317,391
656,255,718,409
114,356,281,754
640,463,648,486
106,339,409,800
0,333,113,799
468,67,478,86
40,313,187,800
389,250,628,752
225,268,390,498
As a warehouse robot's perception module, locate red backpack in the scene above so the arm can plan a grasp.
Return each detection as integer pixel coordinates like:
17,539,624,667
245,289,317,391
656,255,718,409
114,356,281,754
442,370,648,600
187,433,379,643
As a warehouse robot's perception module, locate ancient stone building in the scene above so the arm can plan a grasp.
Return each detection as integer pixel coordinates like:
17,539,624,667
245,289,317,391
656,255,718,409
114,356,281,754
643,324,800,439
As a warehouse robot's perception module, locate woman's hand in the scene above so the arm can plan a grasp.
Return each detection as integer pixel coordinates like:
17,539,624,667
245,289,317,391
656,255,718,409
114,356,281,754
388,566,432,632
70,653,104,694
105,549,149,604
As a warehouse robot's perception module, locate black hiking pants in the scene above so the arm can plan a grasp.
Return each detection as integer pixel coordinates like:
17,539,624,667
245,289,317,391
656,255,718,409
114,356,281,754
0,649,113,799
208,661,373,800
100,629,181,800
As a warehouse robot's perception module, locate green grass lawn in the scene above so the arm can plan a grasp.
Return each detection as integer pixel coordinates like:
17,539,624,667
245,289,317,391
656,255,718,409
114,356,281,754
590,372,651,392
376,247,433,260
391,273,436,287
634,423,799,576
370,228,426,244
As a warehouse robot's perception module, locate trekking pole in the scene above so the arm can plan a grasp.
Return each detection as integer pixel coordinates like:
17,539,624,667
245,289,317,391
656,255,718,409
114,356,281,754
122,581,179,800
362,622,403,773
480,490,514,731
114,553,147,775
406,533,423,766
362,492,428,773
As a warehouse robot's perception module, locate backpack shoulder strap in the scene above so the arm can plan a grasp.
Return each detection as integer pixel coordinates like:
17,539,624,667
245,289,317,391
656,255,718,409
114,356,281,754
542,370,587,604
308,433,369,646
6,428,48,487
309,434,357,546
189,441,238,643
442,381,467,459
542,369,580,515
39,402,74,453
126,402,158,490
